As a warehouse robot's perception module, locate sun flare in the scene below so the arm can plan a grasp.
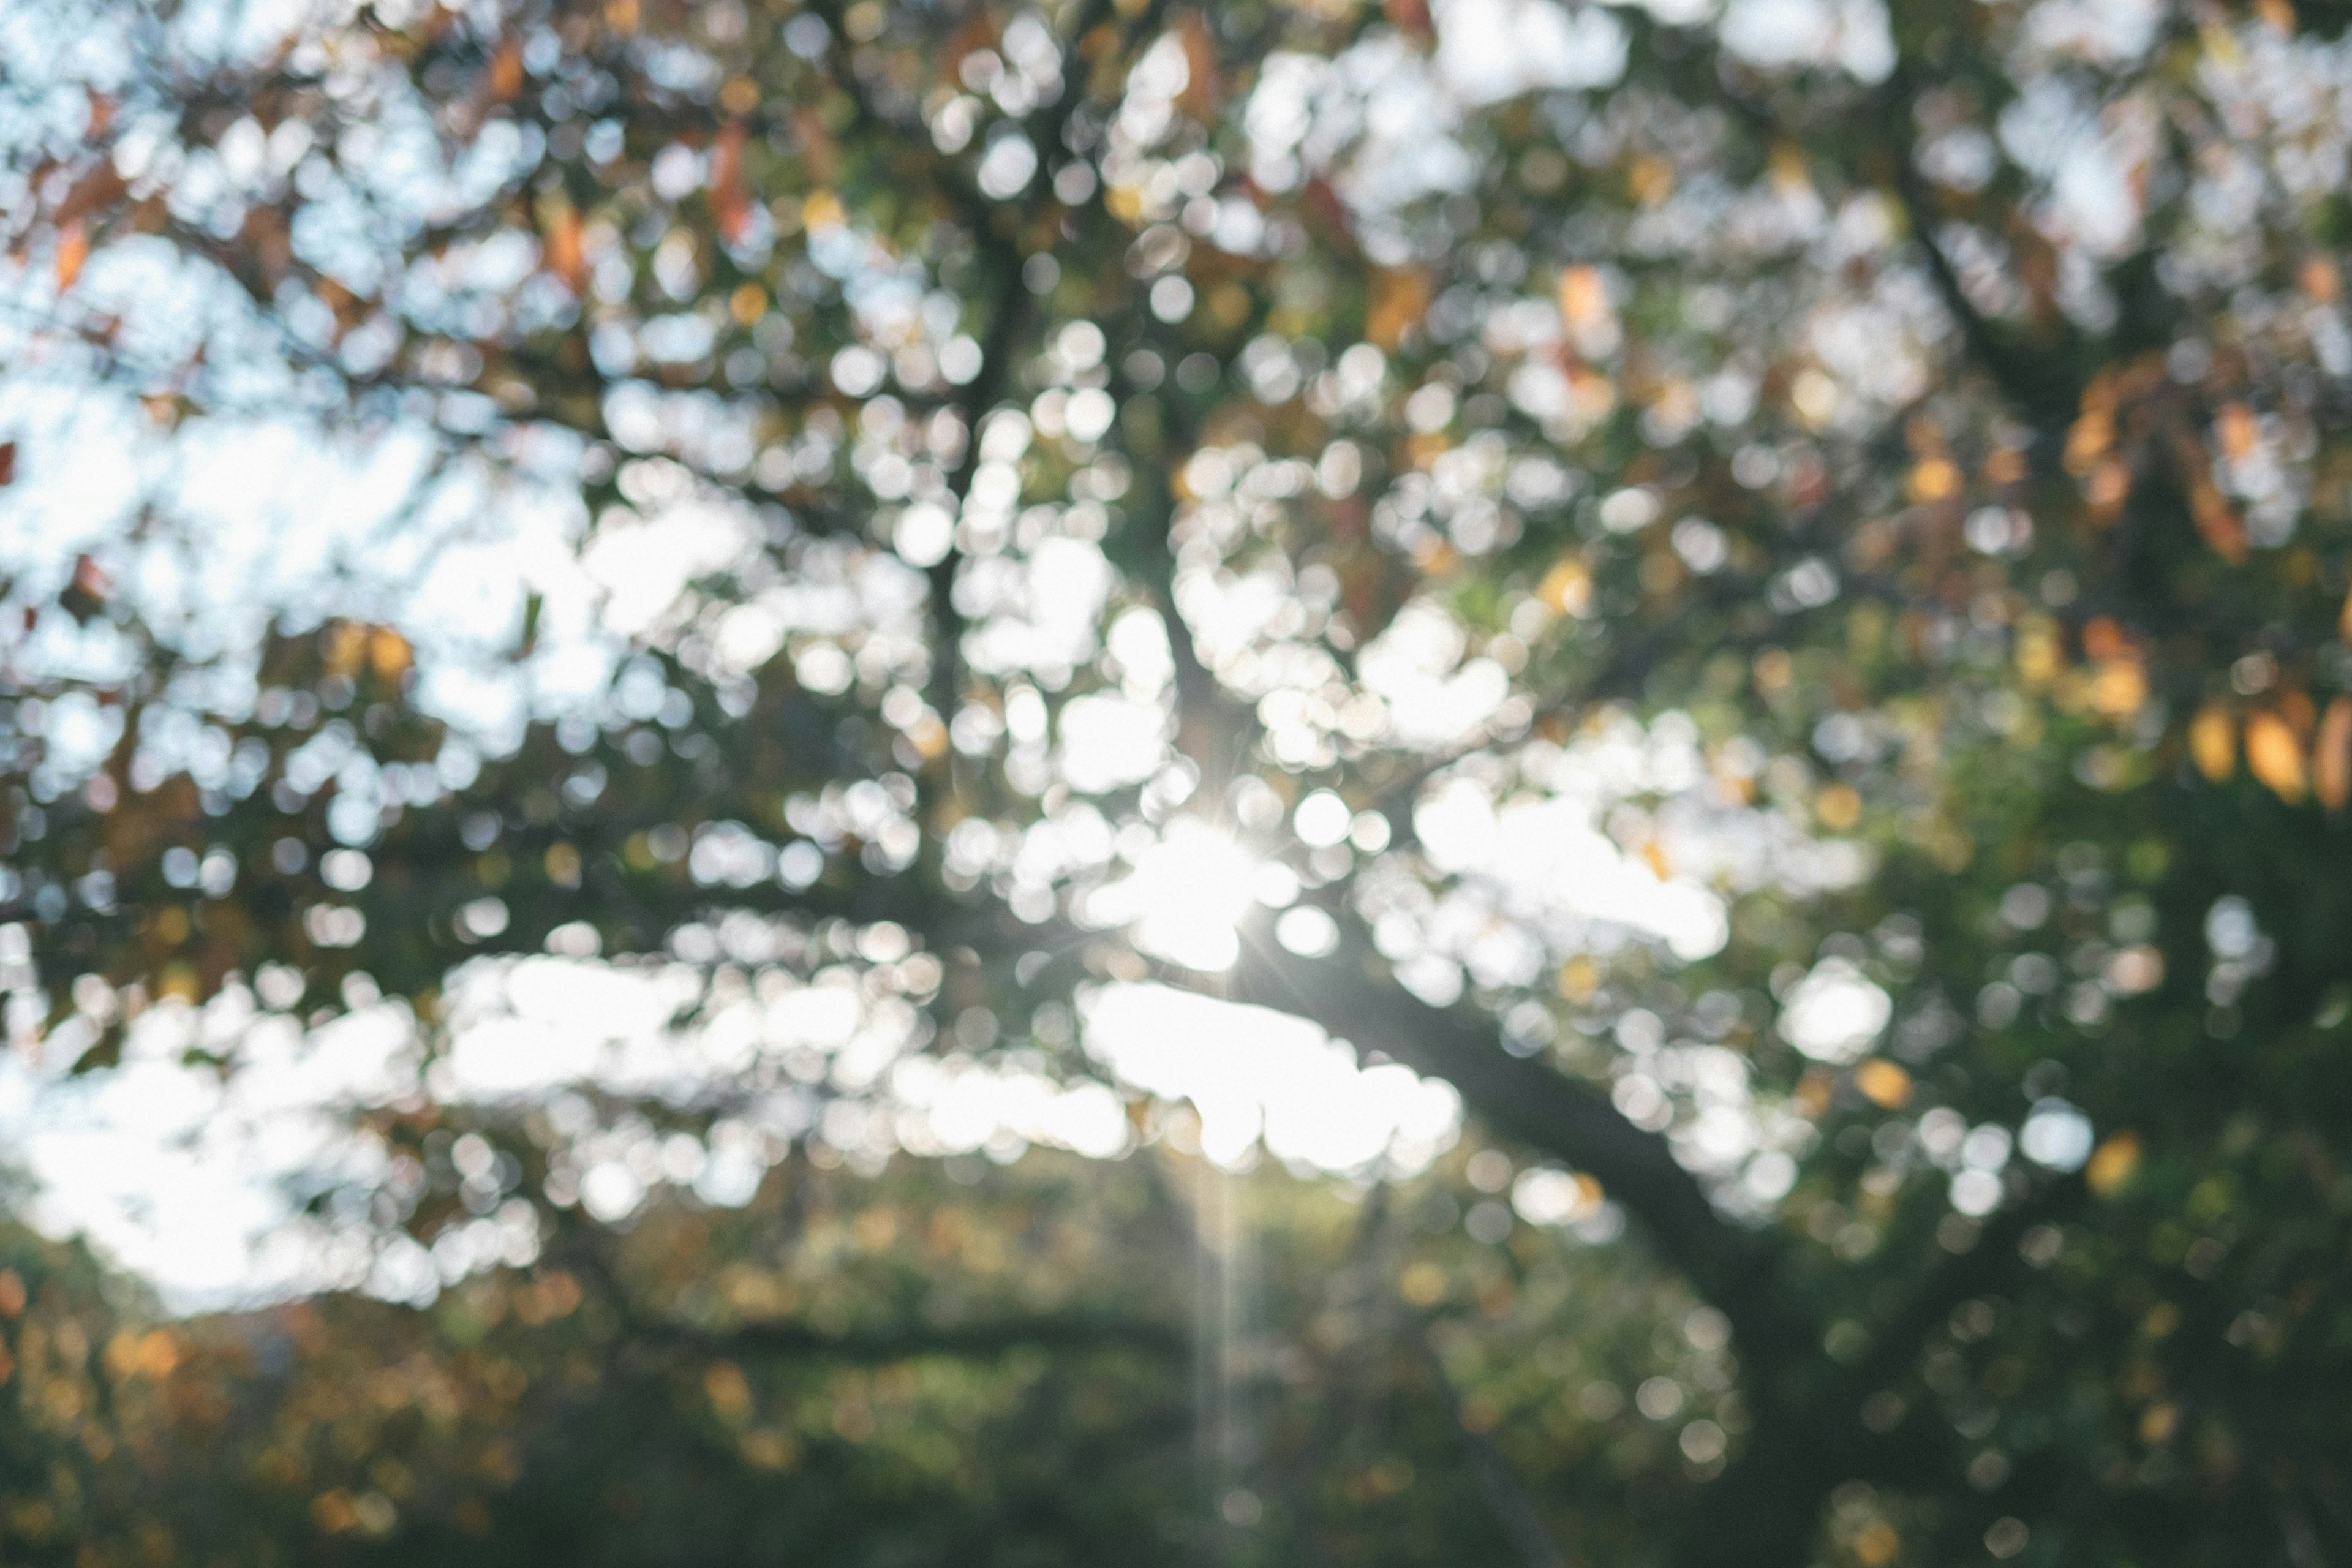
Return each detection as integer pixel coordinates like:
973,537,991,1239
1117,821,1261,973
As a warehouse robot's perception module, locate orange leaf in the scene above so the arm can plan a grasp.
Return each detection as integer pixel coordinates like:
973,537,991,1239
56,221,89,290
2215,402,2259,461
1177,14,1219,119
2318,696,2352,813
2081,616,2130,662
2282,687,2316,741
489,37,524,100
2245,710,2307,802
544,206,587,293
710,121,750,244
1558,265,1609,333
2190,481,2247,560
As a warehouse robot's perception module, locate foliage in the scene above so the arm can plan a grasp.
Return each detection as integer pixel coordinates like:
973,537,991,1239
4,0,2352,1561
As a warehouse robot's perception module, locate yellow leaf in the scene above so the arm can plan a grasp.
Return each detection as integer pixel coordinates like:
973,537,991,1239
704,1361,753,1424
1854,1059,1912,1110
1365,266,1430,350
2317,696,2352,812
2086,1131,2141,1197
2189,704,2236,783
2015,619,2062,688
1538,557,1591,617
802,190,846,233
1557,265,1609,333
1627,154,1674,208
2245,710,2307,802
1399,1261,1446,1307
2089,658,2147,718
368,626,412,680
1557,956,1598,1001
1768,142,1812,197
323,618,369,676
1907,458,1961,503
720,75,762,116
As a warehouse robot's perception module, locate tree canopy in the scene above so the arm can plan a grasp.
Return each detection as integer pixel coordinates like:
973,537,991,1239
4,0,2352,1561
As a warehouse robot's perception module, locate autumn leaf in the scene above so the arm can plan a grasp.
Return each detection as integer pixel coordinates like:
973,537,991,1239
1558,265,1609,334
323,619,369,677
1176,14,1219,119
368,627,413,681
710,121,751,245
1365,267,1429,350
2188,704,2236,783
543,205,587,293
1384,0,1432,37
1855,1060,1912,1109
2317,696,2352,813
2086,1133,2142,1197
2245,710,2307,802
52,163,126,227
2214,402,2259,460
61,553,109,622
791,108,839,185
2187,478,2247,562
488,37,524,100
56,221,89,290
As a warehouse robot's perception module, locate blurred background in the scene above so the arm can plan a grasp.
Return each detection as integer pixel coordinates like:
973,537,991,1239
3,0,2352,1560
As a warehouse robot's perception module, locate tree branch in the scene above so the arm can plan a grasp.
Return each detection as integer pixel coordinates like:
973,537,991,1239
1669,1172,2087,1568
1218,928,1809,1379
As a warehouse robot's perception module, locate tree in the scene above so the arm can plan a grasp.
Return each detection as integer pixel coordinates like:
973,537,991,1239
4,0,2352,1561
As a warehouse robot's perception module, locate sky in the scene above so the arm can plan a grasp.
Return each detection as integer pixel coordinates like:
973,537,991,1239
0,0,2144,1310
